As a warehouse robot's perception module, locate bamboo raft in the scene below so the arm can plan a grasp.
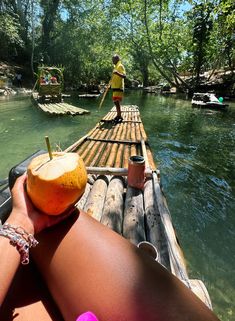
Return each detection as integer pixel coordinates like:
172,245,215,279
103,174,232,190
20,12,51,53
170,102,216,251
0,105,212,314
78,93,100,98
64,105,212,309
31,93,90,116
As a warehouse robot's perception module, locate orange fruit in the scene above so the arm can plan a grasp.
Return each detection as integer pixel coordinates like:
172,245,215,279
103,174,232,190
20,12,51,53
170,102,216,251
26,152,87,215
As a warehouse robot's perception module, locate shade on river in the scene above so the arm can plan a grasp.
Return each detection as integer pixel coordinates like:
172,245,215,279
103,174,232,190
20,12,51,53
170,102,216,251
0,91,235,320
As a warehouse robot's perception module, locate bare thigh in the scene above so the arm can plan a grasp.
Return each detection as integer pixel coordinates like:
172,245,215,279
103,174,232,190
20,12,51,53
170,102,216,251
0,262,64,321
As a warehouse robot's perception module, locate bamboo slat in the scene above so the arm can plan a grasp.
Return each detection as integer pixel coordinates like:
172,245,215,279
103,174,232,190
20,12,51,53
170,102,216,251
123,144,130,168
141,139,150,169
64,126,98,152
78,127,102,159
76,181,93,210
130,111,138,157
106,123,123,167
83,175,109,221
187,279,212,309
98,122,120,167
144,178,170,268
101,177,125,234
123,186,145,245
81,121,113,162
121,116,130,168
114,122,126,168
86,137,141,145
152,172,189,282
80,128,105,163
87,122,117,166
86,166,152,177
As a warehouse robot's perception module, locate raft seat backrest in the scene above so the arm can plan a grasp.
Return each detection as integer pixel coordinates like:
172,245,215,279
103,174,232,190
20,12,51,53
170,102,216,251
39,84,61,95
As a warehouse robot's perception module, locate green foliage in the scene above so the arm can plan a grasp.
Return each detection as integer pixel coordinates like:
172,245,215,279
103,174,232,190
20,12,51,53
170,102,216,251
0,12,23,59
0,0,234,89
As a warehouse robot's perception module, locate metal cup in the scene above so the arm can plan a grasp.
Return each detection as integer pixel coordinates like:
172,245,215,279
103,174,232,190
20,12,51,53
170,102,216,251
137,241,159,261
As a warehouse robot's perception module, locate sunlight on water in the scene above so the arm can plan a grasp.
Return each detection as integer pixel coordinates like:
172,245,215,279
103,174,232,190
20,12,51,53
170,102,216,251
0,92,235,320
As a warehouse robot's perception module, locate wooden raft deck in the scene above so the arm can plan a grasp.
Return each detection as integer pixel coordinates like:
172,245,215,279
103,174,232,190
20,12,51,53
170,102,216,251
32,93,90,116
65,105,156,171
65,105,212,309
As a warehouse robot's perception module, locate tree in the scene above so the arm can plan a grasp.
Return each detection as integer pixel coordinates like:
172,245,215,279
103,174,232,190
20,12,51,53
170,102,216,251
40,0,60,64
188,1,213,88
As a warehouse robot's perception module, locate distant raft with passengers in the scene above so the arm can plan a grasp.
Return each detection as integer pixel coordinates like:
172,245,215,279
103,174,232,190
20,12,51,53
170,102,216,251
31,66,89,116
191,92,229,110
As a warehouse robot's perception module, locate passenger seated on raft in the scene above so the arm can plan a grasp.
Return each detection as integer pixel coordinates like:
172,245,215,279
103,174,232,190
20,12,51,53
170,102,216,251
51,76,58,84
0,174,221,321
40,76,46,84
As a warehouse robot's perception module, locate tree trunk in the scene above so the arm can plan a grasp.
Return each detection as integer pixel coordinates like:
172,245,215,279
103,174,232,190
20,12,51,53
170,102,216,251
40,0,60,63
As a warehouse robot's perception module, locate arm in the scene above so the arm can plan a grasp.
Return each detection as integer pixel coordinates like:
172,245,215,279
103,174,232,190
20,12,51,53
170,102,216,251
0,174,72,305
113,63,126,79
113,70,126,78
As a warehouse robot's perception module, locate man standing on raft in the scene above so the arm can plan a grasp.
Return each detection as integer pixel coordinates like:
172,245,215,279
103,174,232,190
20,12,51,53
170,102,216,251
111,54,126,123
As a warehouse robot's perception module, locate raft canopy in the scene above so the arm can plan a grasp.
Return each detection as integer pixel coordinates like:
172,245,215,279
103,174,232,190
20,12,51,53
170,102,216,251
36,66,64,100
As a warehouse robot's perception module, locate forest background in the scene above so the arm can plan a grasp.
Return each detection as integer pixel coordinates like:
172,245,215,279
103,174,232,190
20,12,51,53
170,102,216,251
0,0,234,94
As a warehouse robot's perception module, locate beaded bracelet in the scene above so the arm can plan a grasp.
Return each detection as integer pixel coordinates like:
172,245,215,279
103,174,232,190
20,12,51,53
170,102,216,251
0,220,39,265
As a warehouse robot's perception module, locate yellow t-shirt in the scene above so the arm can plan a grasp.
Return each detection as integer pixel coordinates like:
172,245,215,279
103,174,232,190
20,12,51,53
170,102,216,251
111,61,126,91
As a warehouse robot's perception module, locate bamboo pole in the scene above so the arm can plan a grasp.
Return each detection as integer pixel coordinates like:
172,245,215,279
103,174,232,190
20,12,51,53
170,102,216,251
64,126,98,152
98,129,118,166
122,108,132,168
79,127,103,161
129,109,137,156
85,119,114,166
98,81,111,109
117,106,126,167
86,166,152,177
143,178,170,268
87,119,116,166
105,121,123,167
83,175,109,221
121,106,129,168
113,118,125,168
152,172,190,284
76,181,92,210
80,128,104,163
86,137,141,144
141,139,149,169
106,118,125,167
123,186,145,245
101,177,125,234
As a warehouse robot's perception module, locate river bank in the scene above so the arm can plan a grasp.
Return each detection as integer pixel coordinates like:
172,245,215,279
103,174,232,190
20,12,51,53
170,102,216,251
1,60,235,100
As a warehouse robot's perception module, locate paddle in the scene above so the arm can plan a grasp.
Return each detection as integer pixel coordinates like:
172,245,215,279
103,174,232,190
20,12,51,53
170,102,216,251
98,80,111,109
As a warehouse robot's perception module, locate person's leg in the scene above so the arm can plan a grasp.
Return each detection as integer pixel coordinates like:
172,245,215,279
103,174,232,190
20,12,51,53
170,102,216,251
112,91,123,120
31,210,219,321
114,100,121,118
0,262,64,321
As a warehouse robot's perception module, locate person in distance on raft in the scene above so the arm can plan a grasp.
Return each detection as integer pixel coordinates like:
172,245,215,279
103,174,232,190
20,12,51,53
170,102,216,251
0,175,221,321
111,54,126,123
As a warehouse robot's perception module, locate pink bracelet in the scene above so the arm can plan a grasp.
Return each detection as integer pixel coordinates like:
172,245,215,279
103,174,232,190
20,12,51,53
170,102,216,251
0,220,39,265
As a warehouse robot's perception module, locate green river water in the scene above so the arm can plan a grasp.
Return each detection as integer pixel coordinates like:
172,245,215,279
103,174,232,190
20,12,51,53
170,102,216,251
0,91,235,320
